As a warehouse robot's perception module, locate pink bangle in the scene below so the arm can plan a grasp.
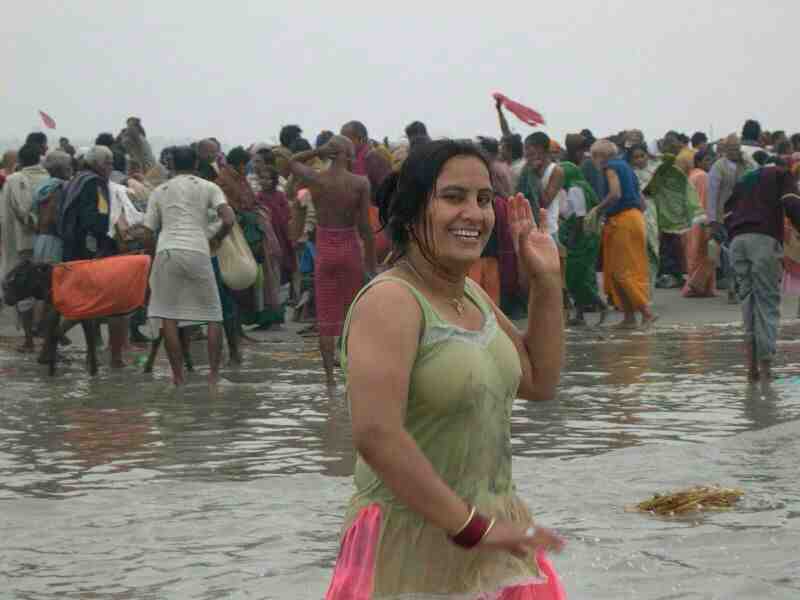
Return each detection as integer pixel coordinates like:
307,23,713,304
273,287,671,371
450,507,491,549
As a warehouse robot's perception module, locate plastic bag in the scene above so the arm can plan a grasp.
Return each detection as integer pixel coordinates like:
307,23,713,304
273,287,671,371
217,222,258,290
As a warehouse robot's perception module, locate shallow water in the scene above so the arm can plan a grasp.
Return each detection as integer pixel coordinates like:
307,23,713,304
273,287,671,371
1,323,799,599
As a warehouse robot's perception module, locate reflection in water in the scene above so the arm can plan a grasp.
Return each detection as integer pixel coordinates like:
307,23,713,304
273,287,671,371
1,324,799,598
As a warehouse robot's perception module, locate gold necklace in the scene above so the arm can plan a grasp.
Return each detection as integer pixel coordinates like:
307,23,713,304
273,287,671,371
401,260,466,316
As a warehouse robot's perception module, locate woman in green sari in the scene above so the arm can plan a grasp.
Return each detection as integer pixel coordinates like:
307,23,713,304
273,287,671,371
559,161,606,325
644,153,704,289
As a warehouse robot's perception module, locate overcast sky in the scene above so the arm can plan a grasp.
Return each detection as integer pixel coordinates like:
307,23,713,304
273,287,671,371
3,1,798,148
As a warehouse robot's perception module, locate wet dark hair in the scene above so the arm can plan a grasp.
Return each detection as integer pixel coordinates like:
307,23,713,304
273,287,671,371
691,131,708,147
791,133,800,151
95,132,116,148
290,138,312,153
375,171,400,212
226,146,250,168
18,144,42,167
502,134,523,161
315,130,334,148
477,136,499,157
742,119,761,142
280,125,303,148
625,143,649,164
677,133,690,145
405,121,428,139
172,146,197,172
379,139,493,266
525,131,550,151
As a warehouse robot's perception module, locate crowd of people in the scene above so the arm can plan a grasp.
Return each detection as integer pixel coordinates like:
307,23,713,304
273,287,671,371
2,108,800,598
1,112,800,387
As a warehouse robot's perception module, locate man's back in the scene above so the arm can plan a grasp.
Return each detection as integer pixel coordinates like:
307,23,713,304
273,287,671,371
309,169,369,229
725,167,800,243
146,175,227,255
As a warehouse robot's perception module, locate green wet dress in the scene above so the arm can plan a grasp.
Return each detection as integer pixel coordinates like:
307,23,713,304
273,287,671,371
338,276,547,598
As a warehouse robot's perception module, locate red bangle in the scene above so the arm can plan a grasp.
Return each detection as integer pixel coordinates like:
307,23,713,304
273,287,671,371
450,508,491,549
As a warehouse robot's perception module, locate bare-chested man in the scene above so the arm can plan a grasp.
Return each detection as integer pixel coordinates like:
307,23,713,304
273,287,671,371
289,135,376,386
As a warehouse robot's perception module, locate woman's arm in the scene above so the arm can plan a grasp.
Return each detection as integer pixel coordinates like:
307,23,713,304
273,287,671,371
497,196,564,402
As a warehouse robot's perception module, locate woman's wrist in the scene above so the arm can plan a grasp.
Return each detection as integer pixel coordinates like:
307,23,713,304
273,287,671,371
448,505,495,549
528,272,562,293
450,506,477,537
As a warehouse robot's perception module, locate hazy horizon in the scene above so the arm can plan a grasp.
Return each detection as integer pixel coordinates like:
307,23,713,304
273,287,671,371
3,1,798,150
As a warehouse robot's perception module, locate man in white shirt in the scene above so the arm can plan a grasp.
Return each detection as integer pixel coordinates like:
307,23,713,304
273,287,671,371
524,132,565,238
142,146,235,387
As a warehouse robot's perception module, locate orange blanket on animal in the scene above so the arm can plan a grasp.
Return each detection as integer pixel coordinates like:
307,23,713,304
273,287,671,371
52,255,151,319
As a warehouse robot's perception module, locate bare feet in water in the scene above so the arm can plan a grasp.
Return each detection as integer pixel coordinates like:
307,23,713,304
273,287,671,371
208,372,220,394
640,314,659,330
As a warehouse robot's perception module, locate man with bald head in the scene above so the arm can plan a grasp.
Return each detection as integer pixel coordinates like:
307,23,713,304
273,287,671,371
290,135,376,386
341,121,392,187
707,134,754,300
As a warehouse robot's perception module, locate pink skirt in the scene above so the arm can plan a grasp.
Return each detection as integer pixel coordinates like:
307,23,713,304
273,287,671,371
325,504,567,600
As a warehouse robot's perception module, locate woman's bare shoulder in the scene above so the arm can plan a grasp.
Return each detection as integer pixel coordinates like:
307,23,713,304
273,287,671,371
350,272,423,328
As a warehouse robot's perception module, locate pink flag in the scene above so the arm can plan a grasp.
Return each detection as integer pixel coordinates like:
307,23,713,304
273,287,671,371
38,110,57,129
493,93,545,127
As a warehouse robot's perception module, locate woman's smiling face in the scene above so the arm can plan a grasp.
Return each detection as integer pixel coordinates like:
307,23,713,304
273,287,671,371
415,155,495,270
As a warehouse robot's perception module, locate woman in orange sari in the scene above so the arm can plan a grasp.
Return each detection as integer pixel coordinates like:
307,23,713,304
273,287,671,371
591,140,657,329
681,149,717,297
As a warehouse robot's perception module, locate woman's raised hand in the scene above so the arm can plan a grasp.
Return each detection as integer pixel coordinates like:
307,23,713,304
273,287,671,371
508,193,561,280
